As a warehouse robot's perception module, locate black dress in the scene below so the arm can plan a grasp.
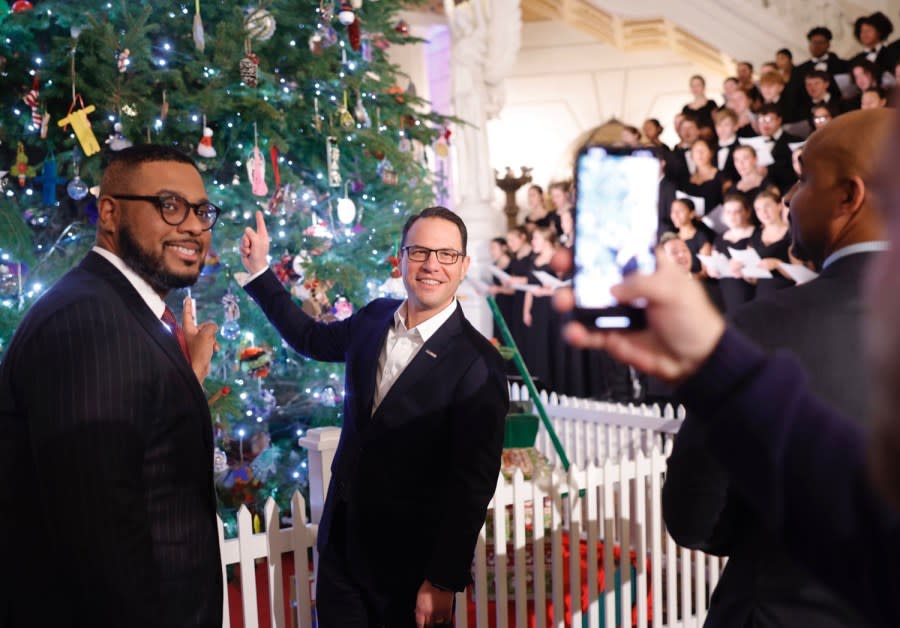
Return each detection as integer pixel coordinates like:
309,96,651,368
490,259,516,342
525,211,560,233
749,226,794,301
682,171,725,218
682,99,718,130
682,223,715,273
714,230,757,316
521,260,555,392
505,253,533,368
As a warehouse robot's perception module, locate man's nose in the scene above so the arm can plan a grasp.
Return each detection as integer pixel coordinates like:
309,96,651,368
422,250,441,270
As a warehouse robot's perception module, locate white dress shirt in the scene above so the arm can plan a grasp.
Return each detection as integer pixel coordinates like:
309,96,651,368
92,246,166,319
372,299,458,412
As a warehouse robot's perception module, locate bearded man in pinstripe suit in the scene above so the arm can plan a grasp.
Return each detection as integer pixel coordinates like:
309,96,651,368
0,144,222,627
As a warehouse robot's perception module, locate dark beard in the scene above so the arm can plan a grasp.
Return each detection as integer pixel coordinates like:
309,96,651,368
118,223,204,293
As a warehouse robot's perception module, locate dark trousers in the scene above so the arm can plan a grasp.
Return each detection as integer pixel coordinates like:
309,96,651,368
316,502,426,628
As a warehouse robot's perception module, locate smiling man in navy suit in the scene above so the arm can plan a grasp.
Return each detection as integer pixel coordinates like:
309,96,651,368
0,144,222,627
240,206,509,628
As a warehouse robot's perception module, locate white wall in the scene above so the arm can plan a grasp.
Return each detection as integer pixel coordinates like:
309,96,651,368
489,19,730,222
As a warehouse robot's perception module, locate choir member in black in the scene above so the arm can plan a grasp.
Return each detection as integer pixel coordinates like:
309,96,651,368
811,102,838,131
487,237,515,340
850,12,895,76
501,226,533,367
670,198,713,274
682,75,718,131
727,145,775,208
523,184,557,231
845,59,882,110
729,89,757,138
713,108,740,182
548,181,573,245
707,193,757,315
747,189,796,300
657,157,678,238
757,103,802,193
861,86,888,110
758,71,789,120
666,115,700,186
683,138,725,215
736,61,763,110
642,118,668,153
522,226,559,392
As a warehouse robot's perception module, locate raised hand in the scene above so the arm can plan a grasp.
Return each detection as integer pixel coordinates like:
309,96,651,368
240,210,270,274
182,296,219,383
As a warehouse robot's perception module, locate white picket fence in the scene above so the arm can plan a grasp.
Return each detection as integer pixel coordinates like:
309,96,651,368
220,390,722,628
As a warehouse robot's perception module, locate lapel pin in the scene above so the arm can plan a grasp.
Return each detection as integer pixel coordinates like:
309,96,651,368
425,349,437,358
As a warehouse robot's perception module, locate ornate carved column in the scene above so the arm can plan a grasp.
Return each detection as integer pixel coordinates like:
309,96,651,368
443,0,521,336
495,167,532,230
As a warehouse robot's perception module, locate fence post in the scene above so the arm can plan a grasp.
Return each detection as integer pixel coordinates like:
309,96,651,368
298,426,341,525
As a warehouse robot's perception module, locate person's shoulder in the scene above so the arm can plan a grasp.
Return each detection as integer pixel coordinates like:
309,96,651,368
358,297,402,317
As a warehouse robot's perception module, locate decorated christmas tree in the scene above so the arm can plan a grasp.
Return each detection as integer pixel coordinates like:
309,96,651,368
0,0,452,531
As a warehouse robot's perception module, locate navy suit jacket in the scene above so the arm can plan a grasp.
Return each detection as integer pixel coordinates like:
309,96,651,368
244,269,509,592
664,253,879,627
675,327,900,628
0,252,222,628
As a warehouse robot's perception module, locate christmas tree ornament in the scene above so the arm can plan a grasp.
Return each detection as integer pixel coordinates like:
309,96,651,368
308,32,323,55
220,290,241,340
336,182,356,224
394,19,409,35
379,159,398,185
0,262,23,297
332,297,353,320
398,118,411,152
33,149,65,206
160,90,169,121
39,111,50,139
121,103,138,117
351,0,363,9
192,0,206,52
337,2,355,25
196,125,216,158
10,0,33,12
213,447,229,475
239,40,260,87
244,7,276,41
239,346,272,378
22,74,41,128
247,124,268,196
353,92,371,128
231,173,240,186
338,91,354,129
326,136,341,187
105,122,132,151
117,48,130,73
13,142,35,187
58,99,101,156
434,126,451,158
0,171,9,193
348,18,361,50
313,96,323,131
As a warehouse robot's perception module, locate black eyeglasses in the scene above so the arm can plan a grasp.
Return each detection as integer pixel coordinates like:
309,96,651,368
401,245,464,265
112,194,221,230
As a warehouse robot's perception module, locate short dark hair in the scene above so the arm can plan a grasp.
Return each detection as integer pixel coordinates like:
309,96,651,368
491,237,508,248
851,58,880,81
757,102,783,118
672,197,695,212
863,86,887,100
807,26,833,41
401,206,468,254
804,69,831,83
100,144,199,195
723,192,752,212
776,48,792,60
529,184,544,196
738,61,753,72
854,12,893,43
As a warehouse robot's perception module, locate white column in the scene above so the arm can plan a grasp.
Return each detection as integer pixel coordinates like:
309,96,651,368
443,0,522,338
297,426,341,525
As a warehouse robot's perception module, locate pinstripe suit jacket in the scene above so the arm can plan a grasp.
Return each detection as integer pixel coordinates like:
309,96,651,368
0,251,222,628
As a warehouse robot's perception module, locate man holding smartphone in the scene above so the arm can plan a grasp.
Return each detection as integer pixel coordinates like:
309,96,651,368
555,106,900,627
238,207,509,628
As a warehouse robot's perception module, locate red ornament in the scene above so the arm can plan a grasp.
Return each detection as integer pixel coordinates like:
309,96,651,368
11,0,34,12
348,19,361,51
394,19,409,36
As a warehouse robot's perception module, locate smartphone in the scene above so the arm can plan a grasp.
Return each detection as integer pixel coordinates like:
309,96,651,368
573,145,660,330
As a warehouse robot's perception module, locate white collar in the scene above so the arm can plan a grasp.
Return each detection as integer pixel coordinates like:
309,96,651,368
393,298,458,342
811,53,830,63
92,246,167,319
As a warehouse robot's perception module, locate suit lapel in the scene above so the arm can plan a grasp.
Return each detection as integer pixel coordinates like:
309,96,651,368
80,253,209,409
373,306,465,418
354,305,395,423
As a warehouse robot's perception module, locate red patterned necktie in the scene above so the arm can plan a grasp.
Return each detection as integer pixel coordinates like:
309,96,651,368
161,306,192,364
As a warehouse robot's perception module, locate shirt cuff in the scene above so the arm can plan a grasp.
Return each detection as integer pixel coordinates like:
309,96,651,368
234,266,269,288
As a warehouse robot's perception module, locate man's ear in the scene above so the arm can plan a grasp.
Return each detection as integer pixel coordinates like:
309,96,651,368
96,196,120,233
837,175,866,217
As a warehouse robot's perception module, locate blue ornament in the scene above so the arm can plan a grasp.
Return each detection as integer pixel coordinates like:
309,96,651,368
32,150,66,206
66,176,89,200
220,319,241,340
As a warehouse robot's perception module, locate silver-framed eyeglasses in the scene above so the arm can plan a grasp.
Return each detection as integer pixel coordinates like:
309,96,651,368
112,194,221,231
401,245,464,265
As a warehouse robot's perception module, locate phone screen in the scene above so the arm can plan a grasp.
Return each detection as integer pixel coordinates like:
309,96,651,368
573,146,659,328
